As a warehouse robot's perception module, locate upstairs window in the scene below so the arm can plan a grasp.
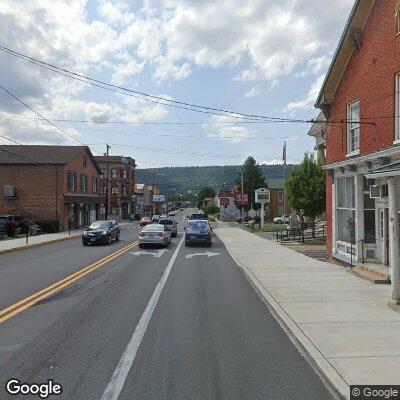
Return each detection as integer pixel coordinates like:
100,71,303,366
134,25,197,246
347,100,360,154
82,155,87,167
396,2,400,34
92,177,98,193
67,171,76,191
80,175,88,192
123,169,127,179
111,168,117,178
278,191,284,202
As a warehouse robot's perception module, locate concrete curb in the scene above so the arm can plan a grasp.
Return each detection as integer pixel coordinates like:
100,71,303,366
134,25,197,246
0,234,80,256
215,229,349,400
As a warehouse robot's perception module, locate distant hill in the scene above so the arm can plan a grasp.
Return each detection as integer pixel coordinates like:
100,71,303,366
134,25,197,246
136,164,296,196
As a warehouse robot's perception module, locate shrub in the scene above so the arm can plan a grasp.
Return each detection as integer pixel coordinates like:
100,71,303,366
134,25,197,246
202,204,220,216
5,221,19,237
35,219,60,233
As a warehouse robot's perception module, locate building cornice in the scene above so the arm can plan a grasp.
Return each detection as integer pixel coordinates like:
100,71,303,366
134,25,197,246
325,145,400,170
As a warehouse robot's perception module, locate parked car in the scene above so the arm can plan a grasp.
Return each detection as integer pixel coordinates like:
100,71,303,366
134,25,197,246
188,212,206,220
158,218,178,237
160,214,168,219
138,224,171,248
169,210,177,216
184,219,212,247
140,216,153,226
151,215,160,223
273,214,291,224
82,220,120,246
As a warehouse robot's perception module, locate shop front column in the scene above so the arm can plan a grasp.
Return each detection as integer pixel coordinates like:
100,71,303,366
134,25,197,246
355,174,364,262
388,178,400,302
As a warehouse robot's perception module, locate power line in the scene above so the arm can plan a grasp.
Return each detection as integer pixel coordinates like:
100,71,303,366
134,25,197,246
0,44,310,124
0,114,295,125
0,46,377,126
0,84,101,154
91,142,303,161
0,115,300,140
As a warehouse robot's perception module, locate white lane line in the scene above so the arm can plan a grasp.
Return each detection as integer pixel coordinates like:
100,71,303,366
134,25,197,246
100,235,185,400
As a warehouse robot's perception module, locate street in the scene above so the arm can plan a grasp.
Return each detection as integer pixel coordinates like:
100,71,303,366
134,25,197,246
0,211,332,400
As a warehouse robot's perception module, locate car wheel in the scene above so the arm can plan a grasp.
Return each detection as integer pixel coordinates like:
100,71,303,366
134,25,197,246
82,242,88,246
107,235,112,245
116,233,120,241
185,241,189,247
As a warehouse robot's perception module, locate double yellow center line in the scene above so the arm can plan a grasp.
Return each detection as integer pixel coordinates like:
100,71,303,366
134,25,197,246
0,241,138,324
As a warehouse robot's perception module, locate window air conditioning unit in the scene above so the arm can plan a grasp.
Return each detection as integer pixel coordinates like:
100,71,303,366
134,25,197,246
3,185,15,198
369,185,381,199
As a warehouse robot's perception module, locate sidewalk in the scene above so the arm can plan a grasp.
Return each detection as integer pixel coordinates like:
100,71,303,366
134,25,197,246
215,226,400,400
0,229,84,254
0,221,135,254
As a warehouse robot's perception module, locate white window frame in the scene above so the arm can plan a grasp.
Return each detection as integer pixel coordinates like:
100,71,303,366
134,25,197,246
395,73,400,142
278,191,284,202
335,176,356,257
347,100,360,156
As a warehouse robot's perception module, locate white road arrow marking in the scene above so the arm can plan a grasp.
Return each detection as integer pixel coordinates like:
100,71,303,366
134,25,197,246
185,252,220,259
130,249,170,258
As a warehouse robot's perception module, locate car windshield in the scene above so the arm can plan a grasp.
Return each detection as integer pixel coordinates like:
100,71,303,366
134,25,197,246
88,221,109,230
159,219,173,225
187,220,208,230
143,217,151,220
143,224,164,231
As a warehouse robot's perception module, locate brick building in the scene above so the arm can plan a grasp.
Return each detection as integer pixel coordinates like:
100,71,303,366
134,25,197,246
95,155,136,220
317,0,400,300
0,145,101,229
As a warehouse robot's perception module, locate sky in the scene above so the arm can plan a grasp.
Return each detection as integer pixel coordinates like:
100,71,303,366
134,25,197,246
0,0,355,168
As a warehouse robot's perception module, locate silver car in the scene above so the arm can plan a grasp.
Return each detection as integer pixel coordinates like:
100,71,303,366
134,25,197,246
158,218,178,237
138,224,171,248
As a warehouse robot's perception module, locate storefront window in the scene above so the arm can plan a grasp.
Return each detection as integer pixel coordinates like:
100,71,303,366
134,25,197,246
336,177,355,244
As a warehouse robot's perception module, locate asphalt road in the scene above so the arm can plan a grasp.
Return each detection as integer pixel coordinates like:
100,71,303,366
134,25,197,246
0,210,333,400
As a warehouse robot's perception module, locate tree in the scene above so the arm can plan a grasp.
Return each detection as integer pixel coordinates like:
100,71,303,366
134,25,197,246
285,152,325,221
197,186,216,207
236,157,267,210
203,203,220,216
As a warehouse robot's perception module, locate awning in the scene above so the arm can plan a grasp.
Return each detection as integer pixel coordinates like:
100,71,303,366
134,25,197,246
365,161,400,179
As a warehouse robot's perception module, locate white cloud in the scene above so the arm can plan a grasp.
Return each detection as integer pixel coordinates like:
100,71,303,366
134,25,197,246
111,60,145,85
268,79,280,92
244,85,262,98
261,159,283,165
202,116,254,143
283,74,325,114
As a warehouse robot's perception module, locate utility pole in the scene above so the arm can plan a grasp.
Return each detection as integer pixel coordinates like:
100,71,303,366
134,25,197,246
282,141,287,214
105,144,110,220
241,169,244,226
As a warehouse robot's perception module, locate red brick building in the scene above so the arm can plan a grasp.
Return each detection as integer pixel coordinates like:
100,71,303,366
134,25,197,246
317,0,400,298
0,145,101,229
95,155,136,220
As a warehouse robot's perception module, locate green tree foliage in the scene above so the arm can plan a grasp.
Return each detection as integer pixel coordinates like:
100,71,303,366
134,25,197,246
236,157,267,210
197,186,216,203
136,164,294,197
202,204,220,216
285,153,325,220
